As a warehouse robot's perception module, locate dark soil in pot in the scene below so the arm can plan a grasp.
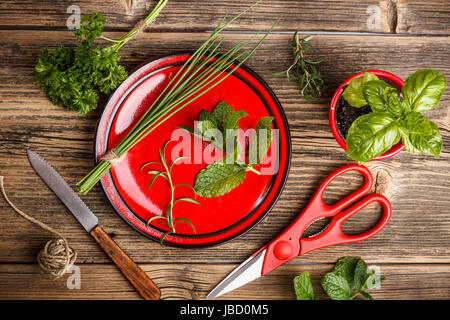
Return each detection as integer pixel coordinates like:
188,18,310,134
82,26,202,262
335,79,400,141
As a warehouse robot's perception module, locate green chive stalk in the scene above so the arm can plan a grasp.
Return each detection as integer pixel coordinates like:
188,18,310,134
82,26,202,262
101,0,169,51
78,0,277,194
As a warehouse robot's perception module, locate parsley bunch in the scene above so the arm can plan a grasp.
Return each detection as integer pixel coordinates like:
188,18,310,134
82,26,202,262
33,0,168,114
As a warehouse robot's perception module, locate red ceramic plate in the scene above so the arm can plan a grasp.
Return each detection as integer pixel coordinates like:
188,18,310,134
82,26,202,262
95,53,291,247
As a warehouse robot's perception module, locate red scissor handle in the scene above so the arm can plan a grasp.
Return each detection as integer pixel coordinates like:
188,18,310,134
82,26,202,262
260,164,392,276
299,193,391,255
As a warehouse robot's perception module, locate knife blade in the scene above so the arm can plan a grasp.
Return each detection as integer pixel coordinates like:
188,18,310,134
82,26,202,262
27,150,98,233
27,149,160,300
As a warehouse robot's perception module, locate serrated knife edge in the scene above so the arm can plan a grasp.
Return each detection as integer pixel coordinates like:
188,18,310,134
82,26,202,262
26,149,98,233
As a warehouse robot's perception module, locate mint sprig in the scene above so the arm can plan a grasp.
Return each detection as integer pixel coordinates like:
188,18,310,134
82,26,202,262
181,101,274,198
294,257,385,300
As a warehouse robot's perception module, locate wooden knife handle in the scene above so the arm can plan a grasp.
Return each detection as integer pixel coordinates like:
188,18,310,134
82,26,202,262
90,225,161,300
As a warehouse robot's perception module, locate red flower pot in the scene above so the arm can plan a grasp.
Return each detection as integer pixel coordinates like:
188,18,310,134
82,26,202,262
329,70,405,160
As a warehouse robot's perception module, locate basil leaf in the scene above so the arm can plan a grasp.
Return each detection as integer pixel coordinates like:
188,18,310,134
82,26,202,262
342,72,379,108
353,259,368,290
402,69,447,112
385,87,405,118
332,257,357,289
400,120,442,157
362,80,391,113
346,112,401,162
400,112,432,135
194,162,246,198
248,116,274,165
293,272,315,300
321,272,351,300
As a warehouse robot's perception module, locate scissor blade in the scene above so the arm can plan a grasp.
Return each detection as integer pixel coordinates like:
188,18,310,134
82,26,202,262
207,249,266,299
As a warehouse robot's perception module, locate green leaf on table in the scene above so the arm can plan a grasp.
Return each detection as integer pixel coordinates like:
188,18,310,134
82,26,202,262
194,162,247,198
332,257,357,289
321,272,351,300
353,259,368,290
342,72,379,108
359,291,374,300
346,112,401,162
248,116,274,165
293,272,315,300
402,69,447,112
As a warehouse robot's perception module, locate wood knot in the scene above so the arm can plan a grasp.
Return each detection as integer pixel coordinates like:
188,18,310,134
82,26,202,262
368,165,394,199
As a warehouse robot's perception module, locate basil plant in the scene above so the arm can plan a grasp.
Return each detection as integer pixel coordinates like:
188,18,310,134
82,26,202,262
342,69,446,162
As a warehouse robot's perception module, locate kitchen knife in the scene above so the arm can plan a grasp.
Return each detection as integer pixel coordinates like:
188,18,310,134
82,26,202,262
27,149,160,300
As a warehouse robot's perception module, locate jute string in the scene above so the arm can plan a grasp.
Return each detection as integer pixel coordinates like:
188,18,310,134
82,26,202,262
0,176,76,279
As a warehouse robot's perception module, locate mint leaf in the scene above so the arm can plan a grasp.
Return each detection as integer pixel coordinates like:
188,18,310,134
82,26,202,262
199,109,217,125
353,259,368,290
321,272,351,300
225,110,249,130
332,257,357,289
197,120,218,134
248,116,274,165
212,101,235,131
194,162,247,198
293,272,315,300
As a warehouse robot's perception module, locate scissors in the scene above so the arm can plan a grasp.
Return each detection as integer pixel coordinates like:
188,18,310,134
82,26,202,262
207,164,392,298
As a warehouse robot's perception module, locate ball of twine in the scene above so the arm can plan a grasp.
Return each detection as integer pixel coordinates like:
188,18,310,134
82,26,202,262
0,176,77,279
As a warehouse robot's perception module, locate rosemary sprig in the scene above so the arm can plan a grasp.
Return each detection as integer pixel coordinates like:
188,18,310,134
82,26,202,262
77,0,278,194
140,141,199,247
273,30,326,101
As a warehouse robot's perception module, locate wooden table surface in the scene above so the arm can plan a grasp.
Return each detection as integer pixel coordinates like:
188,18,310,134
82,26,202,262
0,0,449,300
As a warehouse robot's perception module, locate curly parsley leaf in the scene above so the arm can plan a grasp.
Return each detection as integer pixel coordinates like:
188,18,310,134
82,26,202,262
33,13,128,114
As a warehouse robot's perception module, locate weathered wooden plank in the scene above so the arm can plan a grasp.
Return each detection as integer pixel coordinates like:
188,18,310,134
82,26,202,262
0,0,397,33
397,0,450,34
0,31,449,265
0,263,449,299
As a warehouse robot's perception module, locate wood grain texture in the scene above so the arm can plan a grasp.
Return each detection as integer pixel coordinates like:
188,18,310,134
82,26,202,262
0,0,397,33
0,263,449,300
397,0,450,34
90,225,161,300
0,31,449,267
0,0,450,299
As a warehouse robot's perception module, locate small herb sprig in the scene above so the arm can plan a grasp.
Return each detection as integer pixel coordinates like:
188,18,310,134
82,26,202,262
33,0,168,114
272,30,326,101
342,69,446,162
180,101,274,198
140,141,199,247
294,257,385,300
